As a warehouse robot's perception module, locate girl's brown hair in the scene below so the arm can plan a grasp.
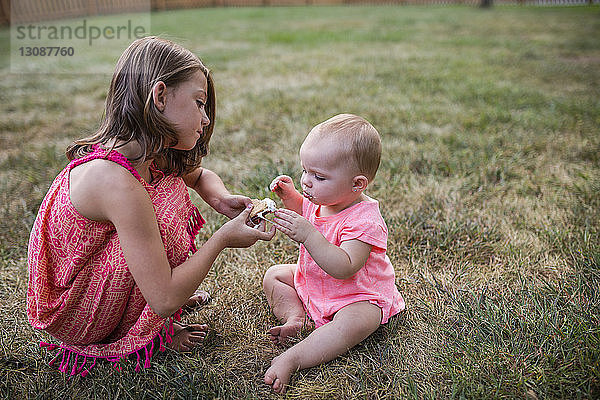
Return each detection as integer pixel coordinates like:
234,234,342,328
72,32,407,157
66,36,216,176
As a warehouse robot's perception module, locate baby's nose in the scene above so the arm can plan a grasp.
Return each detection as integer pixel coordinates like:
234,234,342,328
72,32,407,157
300,175,310,187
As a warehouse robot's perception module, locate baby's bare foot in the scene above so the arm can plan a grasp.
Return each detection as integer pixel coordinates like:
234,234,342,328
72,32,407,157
264,353,298,394
268,317,304,345
167,323,208,352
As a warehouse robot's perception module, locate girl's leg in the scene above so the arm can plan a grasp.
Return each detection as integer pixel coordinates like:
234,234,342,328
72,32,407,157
263,263,307,344
264,301,382,394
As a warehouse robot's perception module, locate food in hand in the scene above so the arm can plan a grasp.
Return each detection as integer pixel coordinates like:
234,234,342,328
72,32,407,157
249,198,277,223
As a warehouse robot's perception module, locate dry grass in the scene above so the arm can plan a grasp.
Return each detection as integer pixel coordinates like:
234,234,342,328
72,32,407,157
1,4,599,399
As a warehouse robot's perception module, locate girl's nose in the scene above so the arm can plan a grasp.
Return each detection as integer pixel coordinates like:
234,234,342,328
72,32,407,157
202,111,210,127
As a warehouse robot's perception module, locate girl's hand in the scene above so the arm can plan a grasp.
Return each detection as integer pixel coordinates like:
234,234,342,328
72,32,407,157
216,204,276,248
272,208,316,244
214,194,251,219
184,168,251,219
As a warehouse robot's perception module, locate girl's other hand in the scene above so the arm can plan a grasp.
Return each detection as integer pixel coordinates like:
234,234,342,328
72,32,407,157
217,204,276,248
272,208,314,244
216,194,252,219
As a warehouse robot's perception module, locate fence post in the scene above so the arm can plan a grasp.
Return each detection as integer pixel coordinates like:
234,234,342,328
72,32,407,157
153,0,167,11
88,0,98,17
0,0,8,25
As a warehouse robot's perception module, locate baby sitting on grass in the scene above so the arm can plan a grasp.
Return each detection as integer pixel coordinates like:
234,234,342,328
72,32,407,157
263,114,405,393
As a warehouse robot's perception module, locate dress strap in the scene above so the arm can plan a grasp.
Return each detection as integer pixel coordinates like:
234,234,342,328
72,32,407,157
68,145,144,184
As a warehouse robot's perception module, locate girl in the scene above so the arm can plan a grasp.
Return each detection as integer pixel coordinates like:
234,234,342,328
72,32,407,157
27,36,275,376
263,114,405,393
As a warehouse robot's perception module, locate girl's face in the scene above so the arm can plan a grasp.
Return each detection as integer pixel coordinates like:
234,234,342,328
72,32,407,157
299,135,361,211
163,70,210,151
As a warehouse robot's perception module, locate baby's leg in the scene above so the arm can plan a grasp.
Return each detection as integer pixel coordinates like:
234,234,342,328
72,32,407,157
264,301,382,394
263,263,306,344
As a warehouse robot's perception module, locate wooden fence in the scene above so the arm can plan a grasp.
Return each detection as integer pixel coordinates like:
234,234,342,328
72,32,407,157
2,0,597,25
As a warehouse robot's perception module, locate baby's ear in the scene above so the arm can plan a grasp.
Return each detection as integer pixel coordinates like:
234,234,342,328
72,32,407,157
352,175,369,193
151,81,167,112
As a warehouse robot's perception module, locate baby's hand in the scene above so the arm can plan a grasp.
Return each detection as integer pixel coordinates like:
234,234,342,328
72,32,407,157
269,175,295,198
272,208,315,244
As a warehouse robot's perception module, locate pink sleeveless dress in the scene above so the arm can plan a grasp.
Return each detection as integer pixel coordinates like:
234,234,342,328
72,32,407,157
27,146,205,376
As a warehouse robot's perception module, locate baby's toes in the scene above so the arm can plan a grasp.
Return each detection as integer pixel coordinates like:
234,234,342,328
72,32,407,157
272,378,284,393
268,326,281,335
268,334,279,344
264,369,276,385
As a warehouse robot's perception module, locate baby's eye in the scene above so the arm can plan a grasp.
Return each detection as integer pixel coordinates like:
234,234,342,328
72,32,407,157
314,175,325,181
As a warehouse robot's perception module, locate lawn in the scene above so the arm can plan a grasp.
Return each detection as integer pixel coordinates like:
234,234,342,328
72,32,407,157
1,4,599,399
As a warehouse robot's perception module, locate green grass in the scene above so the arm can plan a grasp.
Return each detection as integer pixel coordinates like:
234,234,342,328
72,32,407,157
1,4,599,399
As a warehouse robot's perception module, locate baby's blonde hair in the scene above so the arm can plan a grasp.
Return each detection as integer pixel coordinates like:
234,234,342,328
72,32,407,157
310,114,381,182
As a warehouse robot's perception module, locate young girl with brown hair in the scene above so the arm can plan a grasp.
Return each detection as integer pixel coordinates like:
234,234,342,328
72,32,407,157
27,36,274,376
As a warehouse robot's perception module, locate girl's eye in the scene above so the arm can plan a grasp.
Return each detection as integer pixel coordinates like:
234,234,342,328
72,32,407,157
196,100,206,109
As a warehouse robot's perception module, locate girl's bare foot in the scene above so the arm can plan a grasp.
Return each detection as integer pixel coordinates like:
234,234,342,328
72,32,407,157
167,323,208,352
183,290,211,311
268,317,305,345
264,352,299,394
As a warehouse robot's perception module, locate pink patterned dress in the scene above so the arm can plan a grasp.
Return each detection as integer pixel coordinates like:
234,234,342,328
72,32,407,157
27,146,205,376
295,198,405,327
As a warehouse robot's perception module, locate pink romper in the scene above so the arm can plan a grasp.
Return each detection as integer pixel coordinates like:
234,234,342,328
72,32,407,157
27,146,205,376
294,198,405,327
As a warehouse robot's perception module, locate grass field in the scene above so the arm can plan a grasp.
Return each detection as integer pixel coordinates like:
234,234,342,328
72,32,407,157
1,4,599,399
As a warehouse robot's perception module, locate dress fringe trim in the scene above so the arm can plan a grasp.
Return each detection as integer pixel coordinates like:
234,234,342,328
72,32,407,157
39,309,183,377
187,206,206,253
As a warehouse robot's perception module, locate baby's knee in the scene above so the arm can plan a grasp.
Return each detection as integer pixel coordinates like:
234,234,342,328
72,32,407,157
263,264,282,289
262,264,294,290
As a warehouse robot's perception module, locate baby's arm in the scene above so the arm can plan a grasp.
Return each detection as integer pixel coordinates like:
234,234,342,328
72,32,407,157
273,208,372,279
184,167,250,219
270,175,303,214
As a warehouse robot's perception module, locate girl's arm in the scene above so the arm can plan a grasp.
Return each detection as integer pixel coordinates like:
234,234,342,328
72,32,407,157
270,175,303,214
71,161,275,317
184,167,250,219
273,208,372,279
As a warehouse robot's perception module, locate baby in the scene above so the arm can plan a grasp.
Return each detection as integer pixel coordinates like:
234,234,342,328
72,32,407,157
263,113,405,393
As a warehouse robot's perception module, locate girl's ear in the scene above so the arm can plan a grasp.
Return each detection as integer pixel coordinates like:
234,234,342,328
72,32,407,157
152,81,167,112
352,175,369,193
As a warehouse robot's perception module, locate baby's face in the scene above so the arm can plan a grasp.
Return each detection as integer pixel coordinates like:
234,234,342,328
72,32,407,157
298,136,359,207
